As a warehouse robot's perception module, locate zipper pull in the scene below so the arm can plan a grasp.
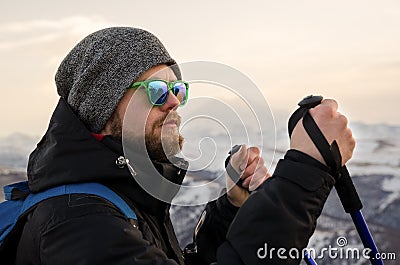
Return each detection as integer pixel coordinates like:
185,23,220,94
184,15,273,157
116,156,137,176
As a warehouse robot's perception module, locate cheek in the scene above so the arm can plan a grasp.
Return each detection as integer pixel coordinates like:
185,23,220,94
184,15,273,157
144,121,153,134
145,109,160,133
124,90,157,134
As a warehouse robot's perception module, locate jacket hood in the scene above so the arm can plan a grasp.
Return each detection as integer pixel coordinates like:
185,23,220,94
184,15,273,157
27,98,188,215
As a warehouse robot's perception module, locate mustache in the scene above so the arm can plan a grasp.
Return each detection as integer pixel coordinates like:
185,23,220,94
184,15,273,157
154,111,182,128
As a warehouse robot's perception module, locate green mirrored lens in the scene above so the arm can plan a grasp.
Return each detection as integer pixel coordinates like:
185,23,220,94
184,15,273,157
173,82,187,105
148,81,168,105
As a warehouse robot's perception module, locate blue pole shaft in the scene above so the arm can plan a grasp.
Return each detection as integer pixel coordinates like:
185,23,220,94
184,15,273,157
351,210,384,265
304,251,318,265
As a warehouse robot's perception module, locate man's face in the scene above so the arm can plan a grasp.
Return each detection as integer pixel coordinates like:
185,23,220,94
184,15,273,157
106,64,184,161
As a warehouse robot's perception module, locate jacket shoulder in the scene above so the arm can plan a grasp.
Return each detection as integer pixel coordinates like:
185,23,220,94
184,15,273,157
29,193,130,232
16,194,181,265
15,194,138,265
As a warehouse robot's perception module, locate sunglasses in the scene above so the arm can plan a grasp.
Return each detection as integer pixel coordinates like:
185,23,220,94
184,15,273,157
130,79,189,106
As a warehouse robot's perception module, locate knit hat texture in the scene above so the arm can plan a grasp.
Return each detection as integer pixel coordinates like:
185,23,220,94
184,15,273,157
55,27,180,133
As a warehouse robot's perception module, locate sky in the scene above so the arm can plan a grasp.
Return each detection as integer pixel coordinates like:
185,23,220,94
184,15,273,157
1,0,400,137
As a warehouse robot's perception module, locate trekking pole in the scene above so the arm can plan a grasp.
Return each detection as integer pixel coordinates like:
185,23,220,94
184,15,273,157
288,95,384,265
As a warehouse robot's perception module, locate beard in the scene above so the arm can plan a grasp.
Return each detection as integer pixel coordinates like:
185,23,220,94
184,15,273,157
109,111,184,162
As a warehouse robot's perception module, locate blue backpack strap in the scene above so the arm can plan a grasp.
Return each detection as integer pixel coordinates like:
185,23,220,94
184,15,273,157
1,181,136,249
4,181,30,200
0,198,25,244
21,182,137,220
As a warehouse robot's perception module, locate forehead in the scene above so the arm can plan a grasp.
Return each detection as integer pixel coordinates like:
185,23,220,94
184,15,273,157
137,64,177,82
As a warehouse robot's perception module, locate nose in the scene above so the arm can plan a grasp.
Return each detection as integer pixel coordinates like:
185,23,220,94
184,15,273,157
159,91,180,111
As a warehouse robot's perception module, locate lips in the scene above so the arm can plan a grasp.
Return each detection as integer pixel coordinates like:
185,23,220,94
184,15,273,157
163,119,178,127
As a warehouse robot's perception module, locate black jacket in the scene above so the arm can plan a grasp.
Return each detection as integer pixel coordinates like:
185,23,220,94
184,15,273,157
12,98,335,265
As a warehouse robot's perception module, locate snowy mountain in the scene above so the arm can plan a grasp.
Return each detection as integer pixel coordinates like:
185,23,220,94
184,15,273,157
0,133,39,170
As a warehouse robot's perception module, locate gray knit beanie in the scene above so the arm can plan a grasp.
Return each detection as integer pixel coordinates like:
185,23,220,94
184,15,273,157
55,27,180,133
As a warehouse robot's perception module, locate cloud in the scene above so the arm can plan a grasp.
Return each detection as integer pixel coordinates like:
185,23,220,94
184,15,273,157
0,16,115,51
